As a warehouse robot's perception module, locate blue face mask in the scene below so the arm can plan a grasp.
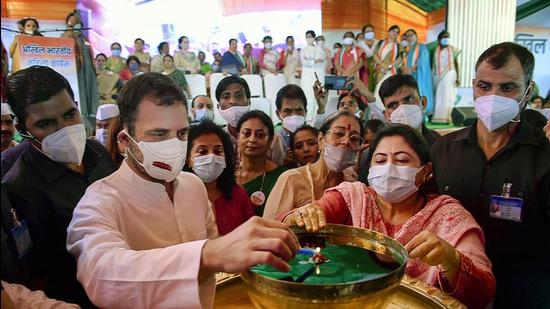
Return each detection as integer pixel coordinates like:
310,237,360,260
129,63,139,72
112,49,121,57
440,38,450,46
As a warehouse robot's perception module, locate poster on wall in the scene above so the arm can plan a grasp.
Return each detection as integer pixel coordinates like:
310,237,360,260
16,35,81,105
514,27,549,97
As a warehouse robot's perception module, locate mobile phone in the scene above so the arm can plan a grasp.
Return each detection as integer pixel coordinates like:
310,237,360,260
314,72,320,82
324,76,352,91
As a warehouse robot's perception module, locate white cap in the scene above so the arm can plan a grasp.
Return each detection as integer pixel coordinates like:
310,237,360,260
96,104,120,121
1,103,13,116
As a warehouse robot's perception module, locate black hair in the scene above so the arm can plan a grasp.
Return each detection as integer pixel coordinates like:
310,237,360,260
134,38,144,44
306,30,316,38
126,55,141,67
531,95,544,103
316,35,325,41
236,110,274,140
405,29,417,36
275,84,307,111
244,43,252,49
356,33,364,40
184,120,236,200
289,125,319,151
343,31,355,38
95,53,107,61
334,43,342,49
163,54,174,62
20,18,40,32
157,41,168,54
178,35,189,48
378,74,420,105
118,73,186,135
198,51,205,56
437,30,449,42
338,92,365,111
7,66,74,129
213,52,221,57
111,42,121,49
65,11,78,25
365,119,385,135
215,76,251,102
365,124,433,191
286,36,294,42
388,25,400,33
262,36,272,42
191,95,209,108
229,38,237,45
362,24,374,33
475,42,535,87
319,111,364,137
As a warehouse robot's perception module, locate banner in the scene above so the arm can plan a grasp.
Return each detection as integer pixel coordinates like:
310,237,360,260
515,27,549,97
16,36,81,106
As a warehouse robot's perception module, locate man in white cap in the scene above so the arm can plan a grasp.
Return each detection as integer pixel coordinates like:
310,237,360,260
1,103,17,152
95,103,119,147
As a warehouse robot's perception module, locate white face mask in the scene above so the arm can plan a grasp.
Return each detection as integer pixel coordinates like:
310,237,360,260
219,105,250,128
390,104,423,129
306,37,315,45
323,143,357,173
194,109,214,122
125,132,187,182
440,38,450,46
364,32,375,40
317,40,325,47
192,154,226,183
343,37,355,46
39,123,87,165
95,128,109,147
265,42,272,49
368,163,421,203
282,115,305,133
400,41,408,47
474,93,525,132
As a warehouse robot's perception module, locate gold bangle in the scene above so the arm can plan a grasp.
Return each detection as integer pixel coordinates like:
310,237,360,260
440,250,460,273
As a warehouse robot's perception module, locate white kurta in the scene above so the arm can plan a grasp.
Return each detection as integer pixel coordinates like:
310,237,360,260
283,48,301,86
67,160,218,309
301,45,326,121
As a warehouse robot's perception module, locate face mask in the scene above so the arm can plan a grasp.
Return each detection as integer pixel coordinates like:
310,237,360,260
440,38,450,46
219,105,250,127
343,37,355,46
24,30,34,35
72,23,82,31
265,43,272,49
95,128,109,147
390,104,423,129
39,123,86,165
306,38,315,45
368,163,421,203
97,63,106,71
282,115,305,133
323,143,357,173
194,109,215,122
212,64,220,72
400,41,408,47
125,132,187,182
192,154,226,183
364,32,375,40
474,95,522,132
129,63,139,72
112,49,121,57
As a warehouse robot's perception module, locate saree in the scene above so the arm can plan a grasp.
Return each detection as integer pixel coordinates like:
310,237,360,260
405,43,434,116
243,165,287,216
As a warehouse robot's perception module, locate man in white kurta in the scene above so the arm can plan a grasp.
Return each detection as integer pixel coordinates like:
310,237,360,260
66,160,218,308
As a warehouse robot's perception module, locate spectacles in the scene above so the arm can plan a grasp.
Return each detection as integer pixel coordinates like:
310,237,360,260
326,128,363,150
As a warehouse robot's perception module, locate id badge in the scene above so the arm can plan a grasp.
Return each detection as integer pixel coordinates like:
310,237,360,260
489,195,523,222
10,220,32,258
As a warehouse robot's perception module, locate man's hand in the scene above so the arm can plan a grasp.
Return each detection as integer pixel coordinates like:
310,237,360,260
313,80,327,114
201,217,300,273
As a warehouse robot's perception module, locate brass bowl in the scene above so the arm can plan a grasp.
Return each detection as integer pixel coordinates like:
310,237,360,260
241,224,408,309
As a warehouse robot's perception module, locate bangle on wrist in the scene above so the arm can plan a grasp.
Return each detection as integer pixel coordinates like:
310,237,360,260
440,249,461,273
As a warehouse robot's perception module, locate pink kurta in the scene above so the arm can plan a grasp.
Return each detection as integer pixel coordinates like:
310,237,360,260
279,182,495,309
67,160,218,309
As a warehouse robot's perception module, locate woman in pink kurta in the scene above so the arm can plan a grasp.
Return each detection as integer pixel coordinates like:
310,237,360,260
281,124,495,309
334,31,365,78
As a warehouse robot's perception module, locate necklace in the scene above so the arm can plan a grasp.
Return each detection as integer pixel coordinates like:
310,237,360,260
239,159,268,207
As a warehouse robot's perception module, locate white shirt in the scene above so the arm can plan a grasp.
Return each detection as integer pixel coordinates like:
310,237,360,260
67,160,218,309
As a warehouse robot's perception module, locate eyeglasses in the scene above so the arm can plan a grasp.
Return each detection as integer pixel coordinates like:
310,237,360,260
326,128,363,150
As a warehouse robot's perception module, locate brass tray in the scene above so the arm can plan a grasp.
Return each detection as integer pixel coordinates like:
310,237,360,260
214,274,465,309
